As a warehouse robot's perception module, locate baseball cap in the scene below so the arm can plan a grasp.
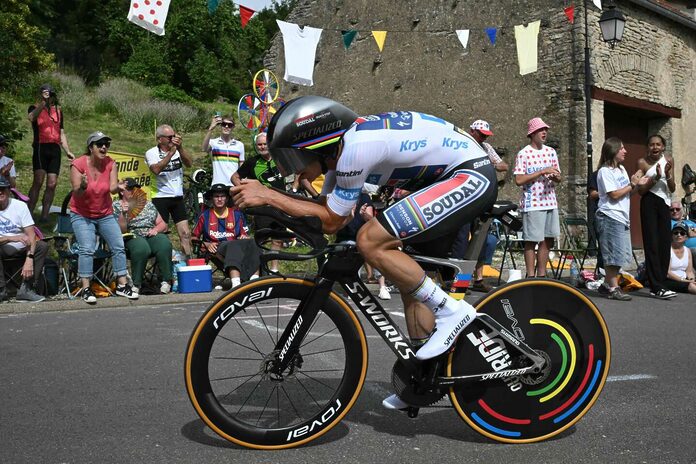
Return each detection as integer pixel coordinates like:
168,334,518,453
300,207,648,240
470,120,493,136
40,83,56,94
672,221,688,233
0,177,11,189
123,177,141,189
86,131,112,147
0,135,7,146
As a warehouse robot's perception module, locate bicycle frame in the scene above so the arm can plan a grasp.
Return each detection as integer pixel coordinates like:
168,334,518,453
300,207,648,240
268,243,546,389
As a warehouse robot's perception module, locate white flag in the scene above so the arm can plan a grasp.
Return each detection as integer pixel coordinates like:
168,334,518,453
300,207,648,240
128,0,171,36
456,30,470,50
593,0,602,10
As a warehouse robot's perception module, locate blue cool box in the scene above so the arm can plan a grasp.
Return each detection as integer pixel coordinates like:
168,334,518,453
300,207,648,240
177,265,213,293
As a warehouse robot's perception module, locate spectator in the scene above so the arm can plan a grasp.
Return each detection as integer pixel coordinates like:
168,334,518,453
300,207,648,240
635,134,677,299
233,132,284,272
0,177,47,302
450,119,506,292
113,178,173,295
27,84,75,222
69,132,138,304
0,135,17,188
669,200,696,261
470,119,509,173
145,124,193,258
595,137,643,301
586,169,603,266
202,114,244,188
193,184,260,288
513,117,562,278
665,221,696,294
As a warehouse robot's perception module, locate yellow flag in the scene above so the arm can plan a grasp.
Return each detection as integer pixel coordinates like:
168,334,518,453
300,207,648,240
372,30,387,52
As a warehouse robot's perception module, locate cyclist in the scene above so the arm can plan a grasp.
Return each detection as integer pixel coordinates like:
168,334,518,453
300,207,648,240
232,96,497,409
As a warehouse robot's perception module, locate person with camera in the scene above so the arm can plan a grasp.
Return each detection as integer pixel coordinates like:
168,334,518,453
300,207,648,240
27,84,75,222
145,124,193,258
202,114,244,190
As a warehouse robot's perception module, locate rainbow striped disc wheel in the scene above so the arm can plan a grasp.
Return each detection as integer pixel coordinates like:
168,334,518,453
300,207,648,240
447,279,610,443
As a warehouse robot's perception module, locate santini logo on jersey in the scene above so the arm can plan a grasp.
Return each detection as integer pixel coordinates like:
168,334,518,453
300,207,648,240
399,139,427,152
414,170,489,225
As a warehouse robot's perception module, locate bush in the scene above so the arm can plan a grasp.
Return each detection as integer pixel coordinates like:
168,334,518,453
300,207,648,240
151,84,200,107
120,38,172,87
95,77,207,133
20,71,93,118
187,48,222,101
0,94,26,156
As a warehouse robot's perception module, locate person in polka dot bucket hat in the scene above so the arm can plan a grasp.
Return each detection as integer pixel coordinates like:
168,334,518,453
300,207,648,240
513,117,562,278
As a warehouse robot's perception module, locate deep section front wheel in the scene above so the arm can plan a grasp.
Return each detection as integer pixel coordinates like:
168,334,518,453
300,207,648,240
185,277,368,449
447,279,610,443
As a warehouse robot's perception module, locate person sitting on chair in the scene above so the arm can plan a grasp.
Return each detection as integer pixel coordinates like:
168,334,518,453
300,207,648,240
192,184,260,288
113,177,173,294
0,177,47,302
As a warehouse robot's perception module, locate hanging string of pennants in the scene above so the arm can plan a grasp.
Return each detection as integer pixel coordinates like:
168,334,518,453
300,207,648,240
127,0,604,81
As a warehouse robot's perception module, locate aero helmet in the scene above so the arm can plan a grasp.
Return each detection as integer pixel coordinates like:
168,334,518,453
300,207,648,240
267,96,358,175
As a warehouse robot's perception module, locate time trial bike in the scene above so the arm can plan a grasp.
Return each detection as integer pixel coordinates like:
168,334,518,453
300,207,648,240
184,203,611,449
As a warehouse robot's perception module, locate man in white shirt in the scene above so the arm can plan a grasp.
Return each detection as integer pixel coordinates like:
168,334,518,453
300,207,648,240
202,114,245,188
0,177,47,302
513,117,562,278
145,124,193,257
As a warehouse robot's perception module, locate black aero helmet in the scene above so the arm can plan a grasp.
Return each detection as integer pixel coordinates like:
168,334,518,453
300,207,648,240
267,96,358,175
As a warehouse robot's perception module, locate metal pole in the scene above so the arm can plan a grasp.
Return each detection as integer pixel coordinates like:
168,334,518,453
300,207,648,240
584,0,593,182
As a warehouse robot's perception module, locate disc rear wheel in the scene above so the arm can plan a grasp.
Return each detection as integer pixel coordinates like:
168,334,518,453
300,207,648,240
447,279,610,443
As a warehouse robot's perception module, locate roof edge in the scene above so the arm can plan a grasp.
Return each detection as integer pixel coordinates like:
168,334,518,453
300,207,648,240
627,0,696,31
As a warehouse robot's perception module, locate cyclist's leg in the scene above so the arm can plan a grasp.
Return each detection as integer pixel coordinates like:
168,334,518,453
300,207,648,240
357,167,497,360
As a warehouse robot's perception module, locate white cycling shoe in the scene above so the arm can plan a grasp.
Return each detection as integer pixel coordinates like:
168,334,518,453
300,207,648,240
382,394,411,410
415,301,477,360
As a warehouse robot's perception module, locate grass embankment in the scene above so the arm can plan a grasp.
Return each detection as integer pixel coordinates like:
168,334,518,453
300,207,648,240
10,72,317,277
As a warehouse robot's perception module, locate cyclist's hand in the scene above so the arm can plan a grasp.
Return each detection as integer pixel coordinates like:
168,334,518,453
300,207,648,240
231,179,267,209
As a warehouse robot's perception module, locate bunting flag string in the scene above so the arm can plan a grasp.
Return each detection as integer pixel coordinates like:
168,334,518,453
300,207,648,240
455,29,470,52
208,0,219,14
485,27,497,45
239,5,255,28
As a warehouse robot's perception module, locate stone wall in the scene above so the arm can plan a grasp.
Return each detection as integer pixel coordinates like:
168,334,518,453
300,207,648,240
264,0,696,215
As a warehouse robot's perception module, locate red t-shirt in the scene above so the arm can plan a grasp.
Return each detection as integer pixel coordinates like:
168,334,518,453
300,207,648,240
69,155,115,218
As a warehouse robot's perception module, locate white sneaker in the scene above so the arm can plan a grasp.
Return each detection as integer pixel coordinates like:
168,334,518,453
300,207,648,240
382,393,410,410
131,286,140,295
378,286,391,300
250,274,259,280
415,301,477,360
160,281,171,294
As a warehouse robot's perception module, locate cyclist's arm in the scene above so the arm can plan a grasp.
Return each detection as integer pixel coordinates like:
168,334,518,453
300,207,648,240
233,180,350,234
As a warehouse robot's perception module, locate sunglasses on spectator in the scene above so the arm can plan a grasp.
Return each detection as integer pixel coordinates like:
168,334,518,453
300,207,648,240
673,230,687,236
221,122,235,128
670,208,682,212
94,141,111,149
159,134,175,140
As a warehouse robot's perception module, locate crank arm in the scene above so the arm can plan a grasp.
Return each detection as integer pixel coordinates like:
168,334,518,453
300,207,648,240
476,313,546,369
436,365,538,387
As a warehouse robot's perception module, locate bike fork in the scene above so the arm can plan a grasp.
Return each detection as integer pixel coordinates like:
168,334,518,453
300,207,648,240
269,277,335,375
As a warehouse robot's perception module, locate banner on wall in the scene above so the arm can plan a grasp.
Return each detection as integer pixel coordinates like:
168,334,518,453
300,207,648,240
111,151,153,198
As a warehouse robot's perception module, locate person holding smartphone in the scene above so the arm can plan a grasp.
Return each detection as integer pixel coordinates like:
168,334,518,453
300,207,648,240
27,84,75,222
202,113,244,189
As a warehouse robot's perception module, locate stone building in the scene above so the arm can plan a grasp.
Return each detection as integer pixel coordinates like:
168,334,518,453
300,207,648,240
265,0,696,245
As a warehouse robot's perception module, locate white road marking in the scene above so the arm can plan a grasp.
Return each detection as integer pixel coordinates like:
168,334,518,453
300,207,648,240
606,374,656,382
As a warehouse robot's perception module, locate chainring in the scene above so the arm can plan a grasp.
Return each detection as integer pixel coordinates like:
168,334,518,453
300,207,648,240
391,360,446,407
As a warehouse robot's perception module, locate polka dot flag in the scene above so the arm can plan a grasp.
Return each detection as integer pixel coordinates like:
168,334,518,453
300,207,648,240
128,0,171,36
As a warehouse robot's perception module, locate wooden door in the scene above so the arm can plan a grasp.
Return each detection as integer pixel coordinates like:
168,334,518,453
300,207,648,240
603,103,649,247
